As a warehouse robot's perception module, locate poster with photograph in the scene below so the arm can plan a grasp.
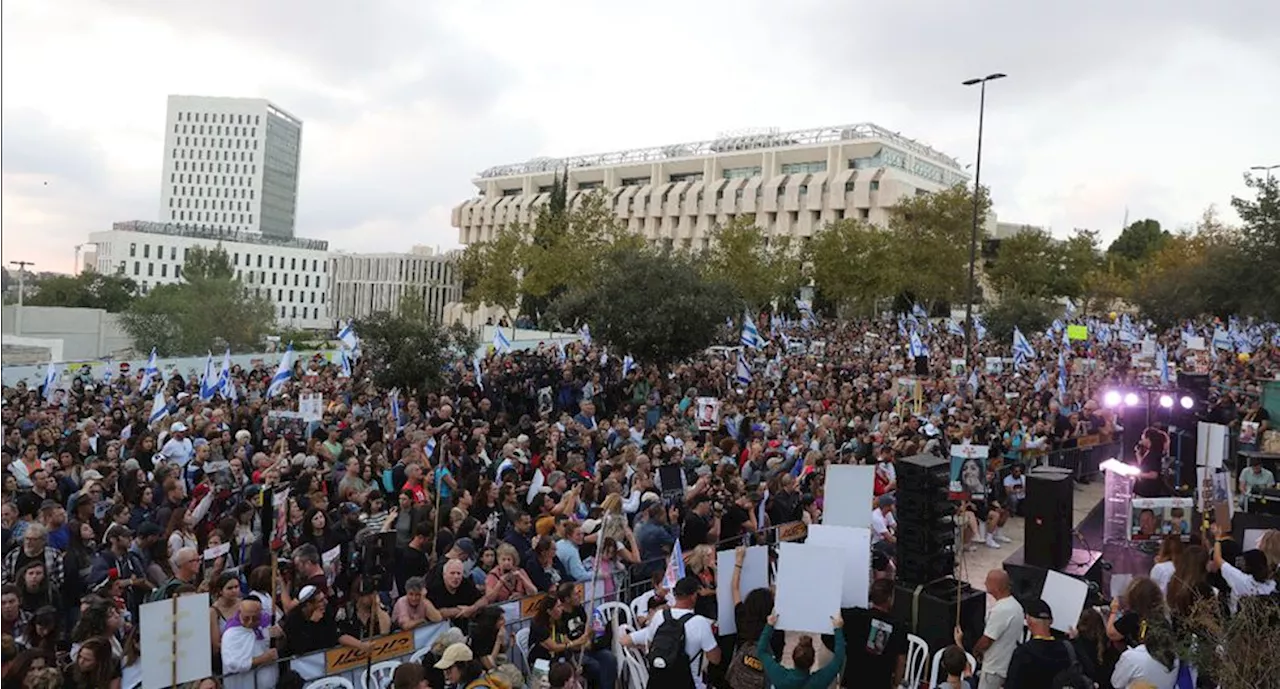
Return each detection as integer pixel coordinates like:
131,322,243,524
950,358,966,376
808,340,826,356
985,357,1003,374
1129,497,1194,542
949,444,990,499
695,397,720,431
299,392,324,422
1241,421,1261,445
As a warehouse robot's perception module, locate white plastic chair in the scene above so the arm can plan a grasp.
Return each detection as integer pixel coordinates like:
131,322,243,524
927,646,978,688
360,660,403,689
903,633,929,689
630,591,653,624
513,626,531,673
596,600,635,630
408,645,432,665
304,678,356,689
620,644,648,689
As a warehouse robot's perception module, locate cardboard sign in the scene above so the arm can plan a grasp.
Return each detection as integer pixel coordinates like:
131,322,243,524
1066,325,1088,341
324,630,414,674
777,521,808,542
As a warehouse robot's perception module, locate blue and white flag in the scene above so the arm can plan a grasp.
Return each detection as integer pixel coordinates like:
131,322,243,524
1157,346,1171,385
199,351,218,401
662,539,686,591
947,319,965,337
966,369,980,396
795,299,816,329
1064,299,1076,320
217,348,232,395
556,340,567,362
102,361,113,386
42,365,60,404
974,317,987,341
912,303,928,319
337,320,359,352
266,345,295,399
1034,369,1048,392
1057,351,1068,401
622,355,635,377
388,388,403,430
148,389,169,425
1051,319,1064,333
1212,327,1232,351
735,350,753,386
492,328,512,354
1012,327,1037,366
741,311,763,349
472,357,483,390
338,348,352,378
139,347,159,393
578,324,592,346
909,330,929,358
600,349,608,366
425,435,437,460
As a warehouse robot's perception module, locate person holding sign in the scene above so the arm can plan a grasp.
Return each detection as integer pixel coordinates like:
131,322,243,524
757,611,845,689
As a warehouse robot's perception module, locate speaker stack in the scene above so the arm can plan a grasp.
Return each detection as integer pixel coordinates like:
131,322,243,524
1024,467,1074,570
895,454,957,585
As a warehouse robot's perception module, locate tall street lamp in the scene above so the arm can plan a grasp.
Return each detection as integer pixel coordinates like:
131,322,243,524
1250,164,1279,182
961,72,1006,369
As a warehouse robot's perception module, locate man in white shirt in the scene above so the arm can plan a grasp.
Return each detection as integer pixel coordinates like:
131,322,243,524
623,576,721,689
870,495,897,548
221,598,279,689
1002,465,1026,516
955,569,1023,689
161,421,194,467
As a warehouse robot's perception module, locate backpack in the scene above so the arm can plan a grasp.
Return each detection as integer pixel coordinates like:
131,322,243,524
1051,640,1093,689
723,642,766,689
645,610,699,689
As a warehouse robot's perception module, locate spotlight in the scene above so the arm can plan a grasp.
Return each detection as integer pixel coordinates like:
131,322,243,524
1180,395,1194,409
1124,392,1141,407
1159,394,1174,408
1104,391,1122,408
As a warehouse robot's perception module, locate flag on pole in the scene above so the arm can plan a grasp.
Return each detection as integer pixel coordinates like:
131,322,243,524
735,350,752,386
338,348,352,377
492,328,512,354
266,345,295,399
622,355,635,377
1057,351,1068,401
473,357,484,390
139,347,158,393
337,320,359,352
909,330,929,358
388,388,403,430
42,365,60,404
149,389,169,425
1012,327,1036,367
578,324,592,346
741,311,763,349
947,319,965,337
662,540,687,590
199,352,218,402
1158,346,1171,385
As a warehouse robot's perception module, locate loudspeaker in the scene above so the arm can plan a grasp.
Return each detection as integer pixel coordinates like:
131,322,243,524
893,578,987,654
1024,469,1073,570
896,455,956,585
914,355,929,376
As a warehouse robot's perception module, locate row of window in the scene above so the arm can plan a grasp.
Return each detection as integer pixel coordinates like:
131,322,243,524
170,197,253,214
614,179,879,212
247,286,324,305
169,209,252,225
128,243,180,260
174,136,258,152
280,306,320,320
233,253,323,273
243,269,325,289
176,111,260,126
126,261,181,279
171,160,255,178
169,184,254,201
174,148,254,163
175,123,257,138
171,178,253,195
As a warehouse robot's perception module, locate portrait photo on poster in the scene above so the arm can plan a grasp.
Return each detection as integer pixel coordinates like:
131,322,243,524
695,396,720,432
949,444,990,499
1128,497,1194,542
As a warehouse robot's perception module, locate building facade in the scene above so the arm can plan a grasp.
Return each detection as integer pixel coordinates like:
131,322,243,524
452,123,971,250
88,221,331,330
328,246,461,324
160,95,303,240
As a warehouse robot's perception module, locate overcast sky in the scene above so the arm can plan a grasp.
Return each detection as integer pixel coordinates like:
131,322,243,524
3,0,1277,274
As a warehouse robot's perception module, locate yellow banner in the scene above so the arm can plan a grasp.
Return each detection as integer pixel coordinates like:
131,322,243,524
324,630,414,674
1067,324,1088,341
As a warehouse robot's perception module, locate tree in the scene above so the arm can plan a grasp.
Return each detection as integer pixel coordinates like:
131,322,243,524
986,227,1064,301
118,244,274,355
457,225,527,323
1107,218,1169,266
548,246,737,365
1130,207,1248,325
1174,595,1280,689
980,294,1054,345
887,184,990,309
701,216,807,311
25,272,139,311
354,310,477,396
1231,171,1280,317
1058,229,1103,301
809,218,897,315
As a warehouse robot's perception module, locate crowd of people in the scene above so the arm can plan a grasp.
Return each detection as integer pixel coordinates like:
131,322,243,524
1,310,1278,689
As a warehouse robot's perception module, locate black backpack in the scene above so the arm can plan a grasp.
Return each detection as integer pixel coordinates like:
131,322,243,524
646,610,699,689
1051,640,1093,689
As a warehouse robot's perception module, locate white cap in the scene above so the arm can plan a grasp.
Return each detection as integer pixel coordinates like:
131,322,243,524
170,421,188,433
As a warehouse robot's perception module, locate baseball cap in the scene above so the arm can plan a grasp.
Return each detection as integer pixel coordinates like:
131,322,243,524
138,522,163,538
170,421,188,433
433,642,474,669
1024,598,1053,622
104,524,133,541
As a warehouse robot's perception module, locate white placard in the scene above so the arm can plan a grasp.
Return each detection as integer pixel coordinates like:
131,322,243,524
1109,574,1133,600
804,525,871,608
1244,528,1267,551
821,465,875,529
526,468,546,505
1185,336,1206,351
715,546,769,635
299,392,324,422
1197,422,1229,469
140,593,213,689
1041,571,1089,633
774,542,843,634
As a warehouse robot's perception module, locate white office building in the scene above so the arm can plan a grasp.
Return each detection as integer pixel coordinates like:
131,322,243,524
452,123,972,250
88,221,331,330
329,246,462,324
160,95,303,240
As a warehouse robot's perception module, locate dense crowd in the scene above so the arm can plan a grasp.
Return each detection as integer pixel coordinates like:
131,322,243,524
1,312,1278,689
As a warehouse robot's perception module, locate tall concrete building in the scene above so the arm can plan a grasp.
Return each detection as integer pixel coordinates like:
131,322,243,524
160,95,303,239
452,123,972,250
328,246,461,324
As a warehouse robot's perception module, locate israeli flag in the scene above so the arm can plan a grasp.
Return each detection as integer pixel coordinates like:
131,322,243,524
1182,322,1196,344
1012,327,1037,366
578,323,592,346
741,311,762,349
966,369,980,396
148,389,169,425
1062,326,1071,348
947,319,965,337
425,435,437,460
974,317,987,341
735,350,753,386
492,328,512,354
102,361,113,385
338,348,352,378
217,348,232,395
337,320,359,352
266,345,295,399
473,357,483,390
662,539,687,591
1064,299,1076,319
1034,369,1047,391
622,355,635,377
388,388,403,430
1051,319,1064,333
1212,327,1232,351
556,340,567,362
909,330,929,358
1057,351,1068,400
912,303,928,319
199,352,219,401
42,365,60,404
795,299,816,329
139,347,159,393
1157,346,1171,385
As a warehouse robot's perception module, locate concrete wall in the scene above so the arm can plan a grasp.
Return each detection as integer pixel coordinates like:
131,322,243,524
475,325,581,359
0,306,132,361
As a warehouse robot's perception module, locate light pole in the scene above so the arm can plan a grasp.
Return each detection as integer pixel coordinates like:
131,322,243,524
961,72,1006,368
9,260,34,336
1250,164,1279,182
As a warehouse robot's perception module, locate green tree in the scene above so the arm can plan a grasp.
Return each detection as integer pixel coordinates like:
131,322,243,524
1058,229,1103,301
1231,171,1280,317
457,225,527,323
888,184,990,310
118,244,274,355
809,218,897,315
1107,218,1169,266
1130,207,1248,325
26,272,139,311
354,310,477,396
986,227,1064,300
701,216,807,310
548,246,737,365
980,294,1055,345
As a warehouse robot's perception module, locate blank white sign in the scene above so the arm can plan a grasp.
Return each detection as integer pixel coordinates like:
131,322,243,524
140,593,212,689
805,524,871,608
1041,571,1089,633
822,465,875,529
775,542,843,634
715,546,770,635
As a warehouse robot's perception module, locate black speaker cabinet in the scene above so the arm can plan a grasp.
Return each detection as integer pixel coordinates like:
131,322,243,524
1024,469,1073,570
914,355,929,376
893,578,987,654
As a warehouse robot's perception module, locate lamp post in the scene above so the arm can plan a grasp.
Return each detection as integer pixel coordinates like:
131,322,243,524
961,72,1006,368
9,260,34,336
1250,164,1279,182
